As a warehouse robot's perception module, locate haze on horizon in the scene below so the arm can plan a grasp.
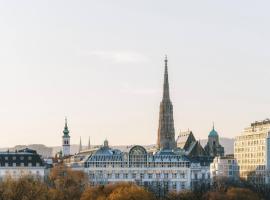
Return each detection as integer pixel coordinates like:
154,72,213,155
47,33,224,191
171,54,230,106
0,1,270,147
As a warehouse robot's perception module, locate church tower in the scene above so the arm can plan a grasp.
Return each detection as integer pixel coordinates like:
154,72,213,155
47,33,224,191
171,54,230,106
62,117,71,156
157,56,176,150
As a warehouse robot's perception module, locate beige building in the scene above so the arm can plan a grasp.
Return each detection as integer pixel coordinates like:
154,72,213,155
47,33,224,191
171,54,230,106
234,119,270,183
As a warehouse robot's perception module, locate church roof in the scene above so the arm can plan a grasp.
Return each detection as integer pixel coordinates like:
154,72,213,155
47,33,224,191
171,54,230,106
176,131,196,150
209,127,218,137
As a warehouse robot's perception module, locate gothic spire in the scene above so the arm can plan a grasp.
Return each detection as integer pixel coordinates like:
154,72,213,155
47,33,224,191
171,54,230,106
157,56,176,150
163,55,170,101
79,136,82,152
88,137,91,149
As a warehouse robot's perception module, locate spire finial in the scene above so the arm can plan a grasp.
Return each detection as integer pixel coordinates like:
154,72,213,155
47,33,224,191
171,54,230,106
162,55,170,100
65,117,67,127
212,122,215,130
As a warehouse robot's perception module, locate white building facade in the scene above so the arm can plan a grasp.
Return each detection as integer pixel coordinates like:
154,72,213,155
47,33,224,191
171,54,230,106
0,148,46,180
83,142,190,192
210,155,239,180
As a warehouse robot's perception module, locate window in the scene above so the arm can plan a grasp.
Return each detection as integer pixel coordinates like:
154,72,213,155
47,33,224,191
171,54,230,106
148,173,152,179
181,182,185,189
140,173,144,179
194,173,198,180
156,173,160,179
202,173,205,180
115,173,120,179
180,172,185,179
164,173,169,179
172,182,177,190
123,173,128,179
172,173,177,179
132,173,136,179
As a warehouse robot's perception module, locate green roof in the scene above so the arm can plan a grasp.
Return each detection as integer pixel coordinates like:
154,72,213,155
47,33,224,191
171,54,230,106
209,127,218,137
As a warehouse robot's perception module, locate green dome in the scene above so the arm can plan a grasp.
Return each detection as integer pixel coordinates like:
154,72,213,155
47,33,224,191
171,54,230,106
209,127,218,137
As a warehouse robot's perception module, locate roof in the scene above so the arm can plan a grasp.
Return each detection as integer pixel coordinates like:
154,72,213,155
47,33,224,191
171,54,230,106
0,148,45,167
176,131,196,150
209,127,218,137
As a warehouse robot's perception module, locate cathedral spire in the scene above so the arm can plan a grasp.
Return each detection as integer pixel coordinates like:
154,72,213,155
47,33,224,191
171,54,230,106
163,55,170,101
157,56,176,150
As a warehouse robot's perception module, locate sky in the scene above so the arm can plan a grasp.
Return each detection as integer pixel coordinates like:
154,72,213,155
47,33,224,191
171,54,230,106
0,1,270,147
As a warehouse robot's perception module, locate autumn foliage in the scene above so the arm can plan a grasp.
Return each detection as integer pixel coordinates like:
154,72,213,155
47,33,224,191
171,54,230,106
0,166,263,200
81,183,155,200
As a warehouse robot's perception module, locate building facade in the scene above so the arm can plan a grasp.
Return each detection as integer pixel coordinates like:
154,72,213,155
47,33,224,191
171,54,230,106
83,141,191,193
210,155,239,180
234,119,270,183
0,148,46,180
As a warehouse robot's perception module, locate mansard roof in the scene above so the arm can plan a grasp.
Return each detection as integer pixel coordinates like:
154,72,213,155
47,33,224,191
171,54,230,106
0,148,45,167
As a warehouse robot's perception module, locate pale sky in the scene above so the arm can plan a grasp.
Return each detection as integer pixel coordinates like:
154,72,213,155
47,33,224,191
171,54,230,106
0,1,270,147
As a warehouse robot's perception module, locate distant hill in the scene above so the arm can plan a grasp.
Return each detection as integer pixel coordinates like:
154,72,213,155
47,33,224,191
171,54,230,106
0,144,53,158
0,137,234,157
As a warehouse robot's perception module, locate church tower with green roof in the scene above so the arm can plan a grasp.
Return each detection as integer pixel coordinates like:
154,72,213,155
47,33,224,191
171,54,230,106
62,117,71,156
204,123,224,157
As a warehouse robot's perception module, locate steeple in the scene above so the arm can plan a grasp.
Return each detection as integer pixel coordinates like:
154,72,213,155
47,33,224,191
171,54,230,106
88,137,91,149
163,55,170,101
62,117,71,156
157,56,176,150
79,136,82,152
63,117,69,136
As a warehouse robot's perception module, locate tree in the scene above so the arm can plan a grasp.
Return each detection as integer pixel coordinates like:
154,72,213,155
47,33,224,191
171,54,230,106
166,191,198,200
0,176,49,200
81,183,155,200
226,187,260,200
48,164,88,200
202,191,227,200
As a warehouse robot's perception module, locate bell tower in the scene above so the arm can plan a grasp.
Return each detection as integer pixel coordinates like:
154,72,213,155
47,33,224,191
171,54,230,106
62,117,71,156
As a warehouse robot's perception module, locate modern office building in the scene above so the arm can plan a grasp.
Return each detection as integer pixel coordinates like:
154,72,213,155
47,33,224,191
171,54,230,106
234,119,270,183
